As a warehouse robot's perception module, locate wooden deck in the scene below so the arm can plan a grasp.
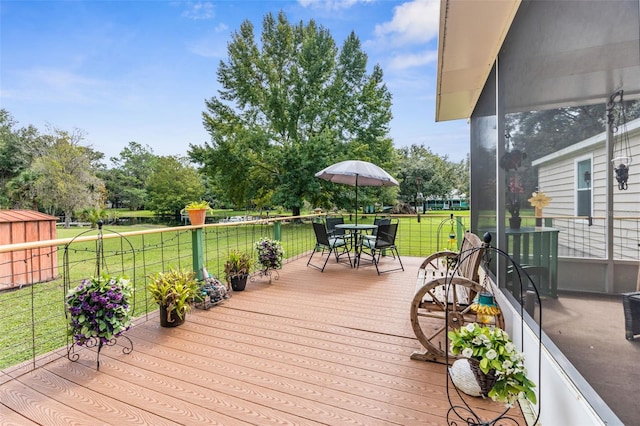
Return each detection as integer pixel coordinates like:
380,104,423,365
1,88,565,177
1,255,524,425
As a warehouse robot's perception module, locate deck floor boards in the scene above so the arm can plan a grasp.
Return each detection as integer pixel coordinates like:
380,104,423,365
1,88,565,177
1,255,524,425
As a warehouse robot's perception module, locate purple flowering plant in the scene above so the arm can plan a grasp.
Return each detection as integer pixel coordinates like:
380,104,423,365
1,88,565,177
255,237,284,271
66,273,132,346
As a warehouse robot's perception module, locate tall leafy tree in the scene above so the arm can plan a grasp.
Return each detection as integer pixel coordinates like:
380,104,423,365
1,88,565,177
104,141,156,209
146,156,205,217
0,110,37,207
190,11,394,216
396,145,458,205
31,129,105,227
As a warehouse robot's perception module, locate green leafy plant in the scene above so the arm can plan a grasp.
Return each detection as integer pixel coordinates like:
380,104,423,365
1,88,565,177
66,273,132,345
449,323,537,407
184,200,211,211
147,268,198,321
255,237,284,271
224,249,254,282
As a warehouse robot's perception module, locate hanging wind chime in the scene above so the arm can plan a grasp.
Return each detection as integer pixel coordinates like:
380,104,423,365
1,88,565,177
608,90,632,190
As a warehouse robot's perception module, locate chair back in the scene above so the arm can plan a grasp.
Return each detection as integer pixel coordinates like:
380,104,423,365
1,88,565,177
326,216,345,236
375,222,398,248
372,217,390,236
456,232,484,282
313,221,331,246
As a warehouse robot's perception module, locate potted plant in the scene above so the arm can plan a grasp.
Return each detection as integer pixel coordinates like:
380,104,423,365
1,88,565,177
184,200,211,226
66,273,132,346
148,268,198,327
506,176,523,229
224,249,254,291
448,322,537,407
255,237,284,272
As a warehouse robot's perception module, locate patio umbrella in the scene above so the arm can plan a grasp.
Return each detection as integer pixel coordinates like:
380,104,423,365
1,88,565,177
315,160,399,225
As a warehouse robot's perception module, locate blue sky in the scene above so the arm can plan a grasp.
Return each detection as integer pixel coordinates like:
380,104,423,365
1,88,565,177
0,0,469,164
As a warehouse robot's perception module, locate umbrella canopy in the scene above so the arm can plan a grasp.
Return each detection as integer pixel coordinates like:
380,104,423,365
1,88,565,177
315,160,399,224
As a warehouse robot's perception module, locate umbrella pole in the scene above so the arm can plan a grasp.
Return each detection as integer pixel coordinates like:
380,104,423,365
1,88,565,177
355,174,358,226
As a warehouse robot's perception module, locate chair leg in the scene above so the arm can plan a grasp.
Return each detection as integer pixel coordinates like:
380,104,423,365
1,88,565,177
307,245,331,272
309,245,350,272
357,246,376,270
375,247,404,275
307,244,319,267
373,249,381,275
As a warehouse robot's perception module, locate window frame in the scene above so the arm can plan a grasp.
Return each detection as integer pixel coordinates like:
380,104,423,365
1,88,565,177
574,155,593,218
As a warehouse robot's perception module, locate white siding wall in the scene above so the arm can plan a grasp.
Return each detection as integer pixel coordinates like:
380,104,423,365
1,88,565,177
534,118,640,261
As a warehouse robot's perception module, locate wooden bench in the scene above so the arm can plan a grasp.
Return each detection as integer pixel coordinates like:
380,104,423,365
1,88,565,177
410,232,504,363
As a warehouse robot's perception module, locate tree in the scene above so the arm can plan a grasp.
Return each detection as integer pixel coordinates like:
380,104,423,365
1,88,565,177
31,129,105,227
104,142,156,209
0,110,35,207
191,11,394,216
145,156,205,218
5,169,39,210
396,145,458,206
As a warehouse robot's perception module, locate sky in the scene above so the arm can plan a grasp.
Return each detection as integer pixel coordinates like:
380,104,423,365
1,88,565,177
0,0,470,165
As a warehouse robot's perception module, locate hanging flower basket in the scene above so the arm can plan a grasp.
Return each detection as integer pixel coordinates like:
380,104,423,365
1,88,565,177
468,358,498,397
255,237,284,271
66,273,132,346
449,323,537,406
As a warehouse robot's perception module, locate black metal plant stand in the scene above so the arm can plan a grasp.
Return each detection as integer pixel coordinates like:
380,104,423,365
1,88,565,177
66,335,134,371
251,267,280,284
63,221,136,370
436,214,467,252
444,233,542,426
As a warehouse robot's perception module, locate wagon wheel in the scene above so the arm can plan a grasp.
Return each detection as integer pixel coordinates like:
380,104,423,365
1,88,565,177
410,276,504,364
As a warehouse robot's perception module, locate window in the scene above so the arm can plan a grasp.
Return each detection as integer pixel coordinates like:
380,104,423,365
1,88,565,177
576,158,592,217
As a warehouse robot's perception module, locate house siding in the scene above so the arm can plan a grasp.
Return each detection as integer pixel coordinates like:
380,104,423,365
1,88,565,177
533,118,640,261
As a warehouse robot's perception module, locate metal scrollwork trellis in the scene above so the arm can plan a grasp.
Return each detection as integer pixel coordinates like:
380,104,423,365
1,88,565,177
444,233,542,426
63,220,135,370
250,267,280,284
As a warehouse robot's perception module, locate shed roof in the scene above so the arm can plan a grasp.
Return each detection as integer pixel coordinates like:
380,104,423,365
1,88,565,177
0,210,58,223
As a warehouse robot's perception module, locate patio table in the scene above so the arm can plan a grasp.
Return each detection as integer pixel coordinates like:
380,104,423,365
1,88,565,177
335,223,377,267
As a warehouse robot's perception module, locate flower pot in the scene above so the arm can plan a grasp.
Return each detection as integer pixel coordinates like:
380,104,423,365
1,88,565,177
509,216,522,229
187,209,207,226
230,274,248,291
159,305,185,327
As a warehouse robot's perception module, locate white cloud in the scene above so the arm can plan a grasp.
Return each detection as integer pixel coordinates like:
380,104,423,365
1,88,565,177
375,0,439,45
298,0,373,11
182,1,215,20
387,49,437,70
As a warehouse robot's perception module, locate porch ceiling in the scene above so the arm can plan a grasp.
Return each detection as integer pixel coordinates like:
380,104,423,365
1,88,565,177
435,0,521,122
436,0,640,121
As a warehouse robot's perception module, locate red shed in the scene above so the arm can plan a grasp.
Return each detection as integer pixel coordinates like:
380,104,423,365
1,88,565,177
0,210,58,290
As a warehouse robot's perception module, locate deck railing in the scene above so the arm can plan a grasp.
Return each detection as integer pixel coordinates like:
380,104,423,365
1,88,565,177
0,213,470,374
3,212,638,374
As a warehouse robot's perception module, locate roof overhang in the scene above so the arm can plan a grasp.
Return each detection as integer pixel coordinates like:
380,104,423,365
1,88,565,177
435,0,521,122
